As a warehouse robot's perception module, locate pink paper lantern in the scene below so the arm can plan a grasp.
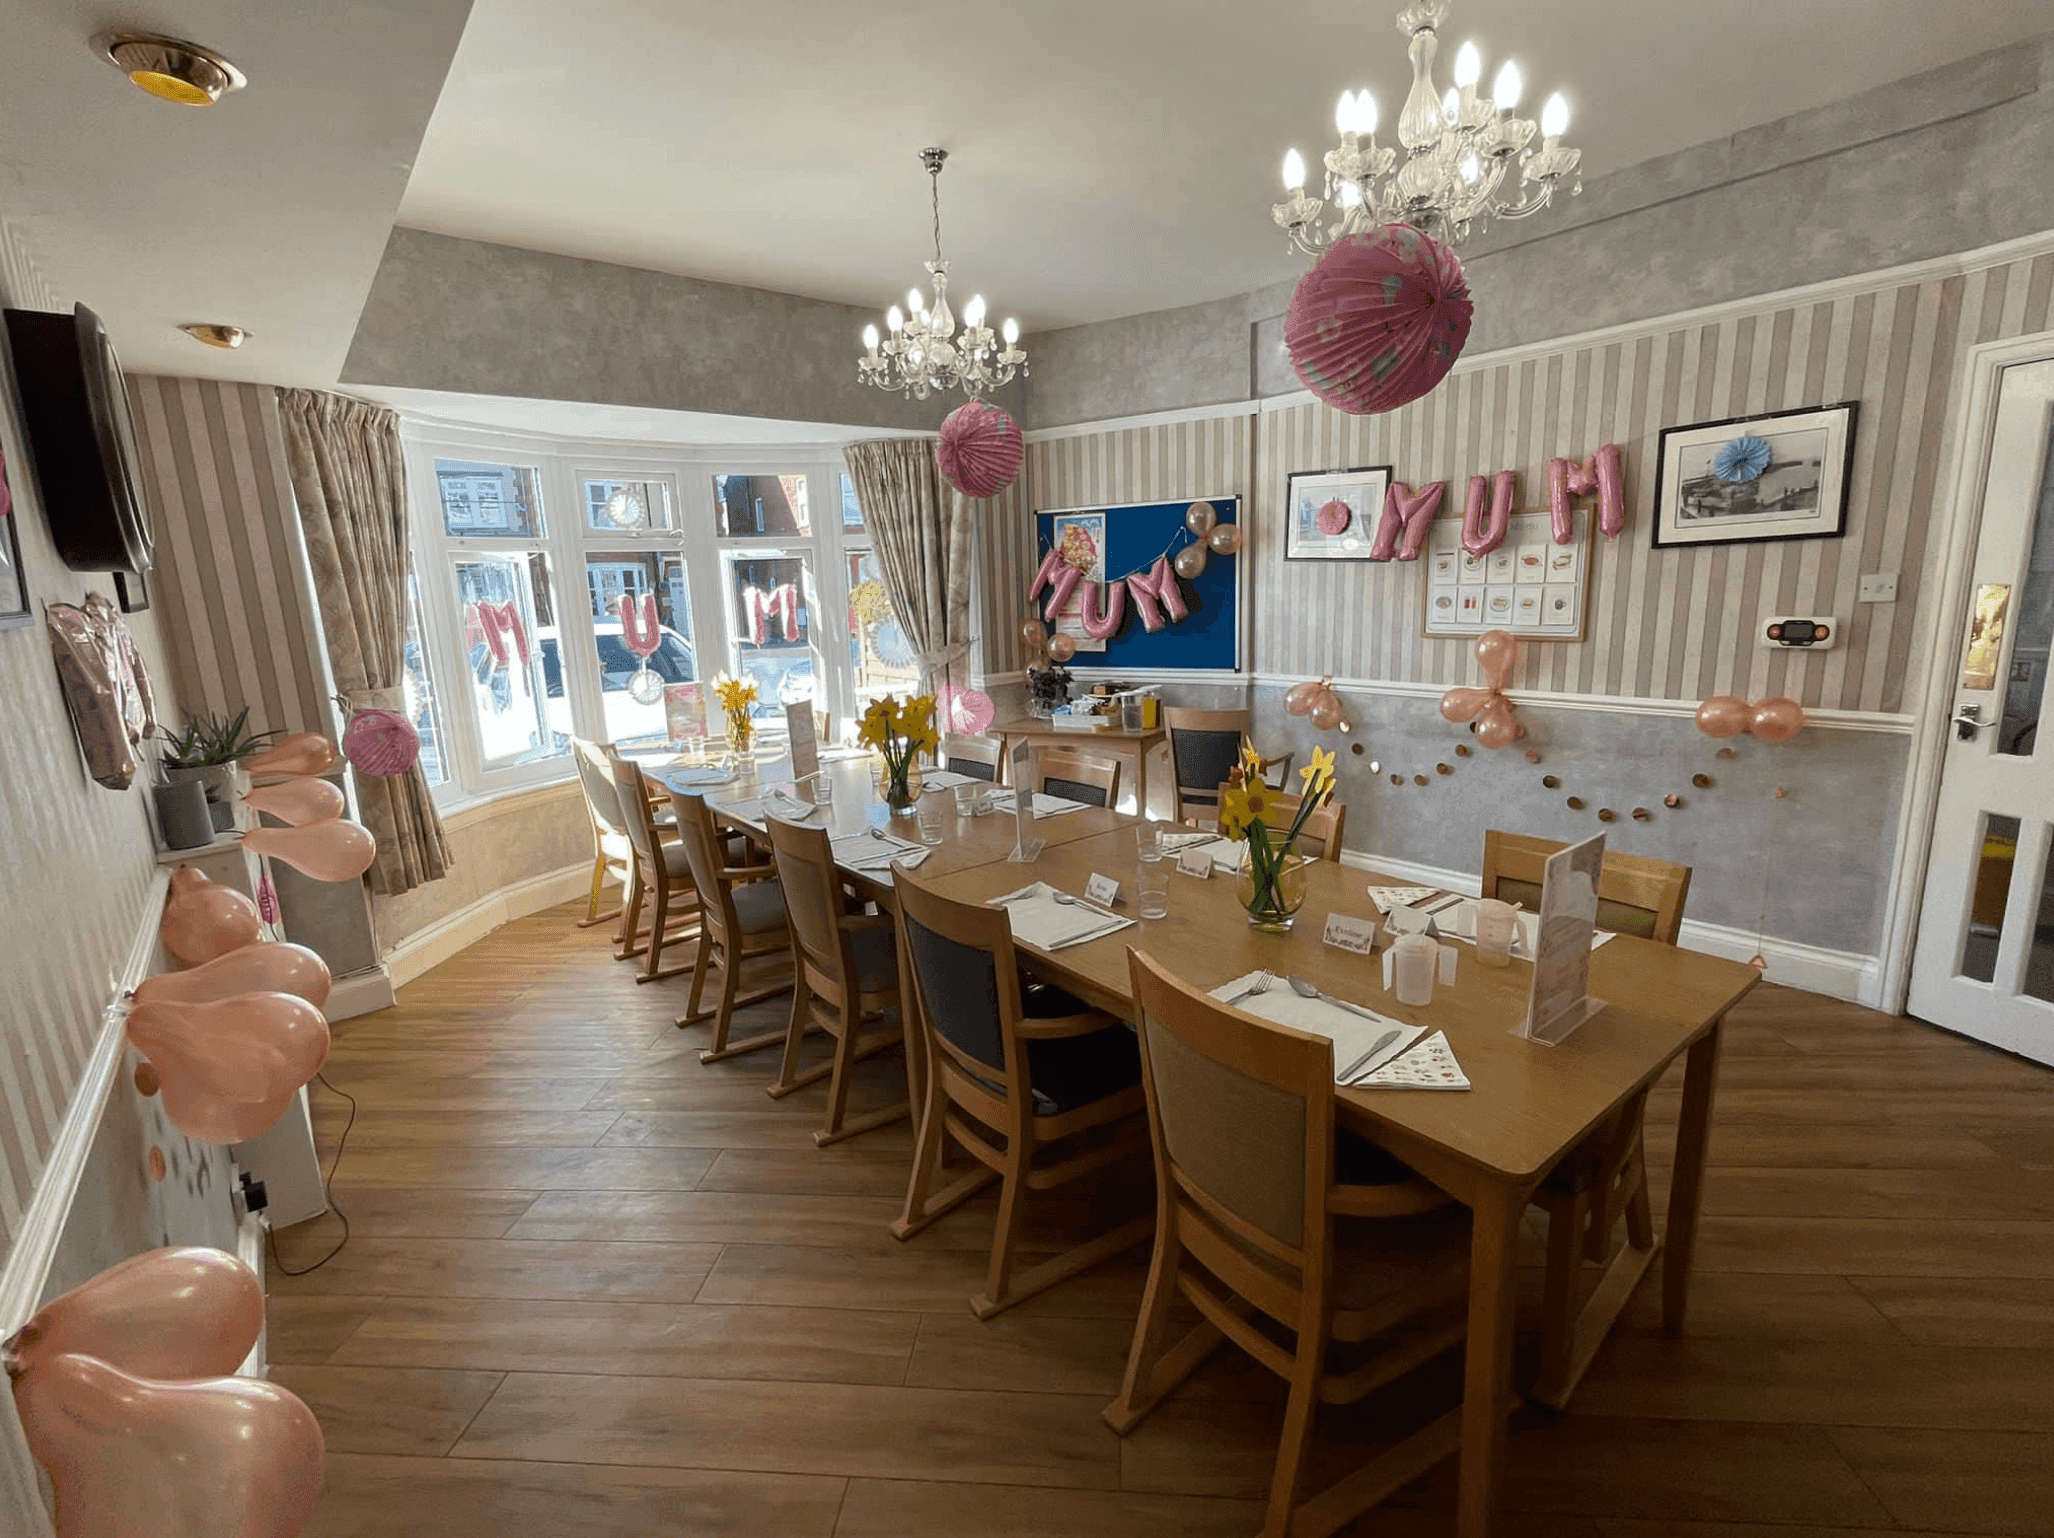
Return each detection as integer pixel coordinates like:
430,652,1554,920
936,401,1024,499
937,683,997,735
342,708,420,776
1286,224,1473,416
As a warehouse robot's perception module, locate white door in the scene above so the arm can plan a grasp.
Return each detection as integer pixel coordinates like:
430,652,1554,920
1908,358,2054,1062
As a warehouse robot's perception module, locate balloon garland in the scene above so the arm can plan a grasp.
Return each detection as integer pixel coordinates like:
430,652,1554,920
1284,677,1350,733
1026,502,1240,655
1437,629,1525,749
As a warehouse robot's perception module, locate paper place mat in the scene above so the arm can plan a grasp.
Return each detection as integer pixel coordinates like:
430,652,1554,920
831,830,925,869
922,768,978,790
662,765,738,789
1354,1031,1469,1090
1366,884,1442,914
988,790,1090,818
1208,972,1424,1083
708,796,764,821
762,787,824,822
987,882,1134,950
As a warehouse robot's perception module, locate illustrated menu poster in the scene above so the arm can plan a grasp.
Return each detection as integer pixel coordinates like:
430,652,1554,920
1048,511,1108,653
665,683,705,746
1521,832,1608,1046
785,701,819,782
1424,508,1588,639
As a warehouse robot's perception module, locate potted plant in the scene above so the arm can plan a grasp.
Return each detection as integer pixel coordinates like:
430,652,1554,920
159,708,279,833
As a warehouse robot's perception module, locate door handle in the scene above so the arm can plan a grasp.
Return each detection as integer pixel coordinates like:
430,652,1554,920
1953,703,1989,740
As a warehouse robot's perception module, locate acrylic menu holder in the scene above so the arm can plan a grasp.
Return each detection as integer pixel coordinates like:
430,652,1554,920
1517,831,1608,1046
785,701,819,783
1007,739,1043,862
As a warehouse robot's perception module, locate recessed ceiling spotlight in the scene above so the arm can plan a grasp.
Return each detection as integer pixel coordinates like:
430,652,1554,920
179,324,250,349
97,33,246,106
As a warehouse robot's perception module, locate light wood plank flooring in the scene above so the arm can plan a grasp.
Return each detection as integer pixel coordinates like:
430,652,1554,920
271,902,2054,1537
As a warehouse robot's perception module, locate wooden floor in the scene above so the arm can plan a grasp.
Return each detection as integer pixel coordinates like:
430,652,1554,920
271,901,2054,1538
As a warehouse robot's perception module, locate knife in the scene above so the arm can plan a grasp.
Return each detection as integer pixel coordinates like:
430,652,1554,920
1337,1030,1402,1082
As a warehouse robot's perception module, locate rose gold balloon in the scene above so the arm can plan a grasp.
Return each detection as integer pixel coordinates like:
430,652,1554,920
1206,523,1243,556
1474,629,1520,692
242,732,340,778
239,777,344,827
127,993,330,1144
1695,695,1750,738
1750,696,1807,743
1046,633,1077,664
12,1352,323,1538
242,820,376,883
1309,692,1344,731
1184,501,1217,537
160,868,263,966
1475,701,1522,751
134,942,331,1010
1438,686,1492,724
1172,543,1208,580
10,1248,262,1380
1284,681,1322,717
1018,618,1045,648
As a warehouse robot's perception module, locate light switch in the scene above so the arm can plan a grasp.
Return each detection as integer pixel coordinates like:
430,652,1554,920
1858,572,1898,602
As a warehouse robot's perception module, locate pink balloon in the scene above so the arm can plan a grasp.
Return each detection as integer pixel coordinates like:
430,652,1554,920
1475,630,1520,692
242,820,376,883
1026,548,1066,603
1695,695,1750,738
1475,700,1522,750
1077,580,1126,640
1046,633,1077,663
1367,479,1446,562
127,993,330,1143
10,1248,262,1381
1309,692,1344,731
1547,444,1625,543
1206,522,1243,556
12,1352,323,1538
1462,471,1517,559
1751,697,1807,743
1439,687,1492,724
133,942,332,1011
1126,556,1189,630
1172,543,1208,580
240,777,344,828
242,732,339,778
1285,681,1322,717
161,867,264,966
1041,564,1082,624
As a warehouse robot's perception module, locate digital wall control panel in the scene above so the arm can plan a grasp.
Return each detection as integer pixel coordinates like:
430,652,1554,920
1760,615,1837,650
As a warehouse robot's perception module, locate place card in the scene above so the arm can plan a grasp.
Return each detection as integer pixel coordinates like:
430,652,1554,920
1322,912,1378,955
1085,872,1121,907
785,702,819,783
1386,903,1436,937
1177,848,1213,879
1007,738,1043,862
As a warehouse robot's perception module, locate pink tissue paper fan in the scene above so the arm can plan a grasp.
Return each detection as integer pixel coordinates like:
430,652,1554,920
1286,224,1472,416
937,683,996,735
343,708,421,776
936,401,1024,499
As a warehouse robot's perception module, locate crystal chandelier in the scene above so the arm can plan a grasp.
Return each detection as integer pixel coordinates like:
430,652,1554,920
1270,0,1582,258
858,148,1027,402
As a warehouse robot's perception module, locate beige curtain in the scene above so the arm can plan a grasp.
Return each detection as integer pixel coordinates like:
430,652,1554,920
277,389,451,896
844,438,975,697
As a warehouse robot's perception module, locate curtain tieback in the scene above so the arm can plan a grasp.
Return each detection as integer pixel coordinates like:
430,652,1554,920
343,686,407,715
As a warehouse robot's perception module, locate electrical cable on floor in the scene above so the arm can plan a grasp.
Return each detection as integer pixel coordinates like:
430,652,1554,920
264,1070,356,1277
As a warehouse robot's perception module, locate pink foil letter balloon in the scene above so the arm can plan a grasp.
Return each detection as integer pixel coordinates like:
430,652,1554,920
1125,557,1189,632
1367,480,1446,562
239,777,344,828
160,867,264,966
1461,471,1518,559
242,821,377,883
132,941,333,1011
1546,444,1625,543
9,1248,263,1381
1077,580,1126,640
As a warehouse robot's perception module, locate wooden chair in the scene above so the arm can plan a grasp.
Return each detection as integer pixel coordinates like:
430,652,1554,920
572,739,638,935
666,789,795,1062
888,868,1151,1319
1106,953,1470,1538
1214,784,1349,862
605,756,703,983
1034,746,1120,808
763,815,911,1146
1164,707,1294,824
1479,829,1692,1410
943,732,1002,782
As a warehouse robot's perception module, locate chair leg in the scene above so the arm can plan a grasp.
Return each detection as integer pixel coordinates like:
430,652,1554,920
891,1088,996,1241
677,933,715,1029
815,1010,860,1145
1262,1324,1331,1538
699,950,789,1064
1534,1189,1588,1411
615,866,647,961
577,852,608,926
767,982,814,1099
1105,1221,1216,1434
970,1154,1030,1319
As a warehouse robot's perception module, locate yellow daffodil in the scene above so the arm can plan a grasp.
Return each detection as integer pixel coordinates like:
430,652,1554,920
1239,781,1273,833
1238,740,1265,780
1301,744,1336,800
1218,784,1251,842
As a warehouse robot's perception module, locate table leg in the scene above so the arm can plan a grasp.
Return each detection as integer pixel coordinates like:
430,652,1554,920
1455,1180,1528,1538
1662,1016,1725,1333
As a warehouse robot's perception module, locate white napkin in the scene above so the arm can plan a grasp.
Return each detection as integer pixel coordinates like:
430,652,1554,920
1366,884,1441,915
1434,899,1614,957
987,882,1134,950
1157,829,1216,852
922,768,978,790
1209,971,1425,1083
763,787,823,823
988,790,1089,818
832,830,926,870
663,765,737,789
710,796,764,822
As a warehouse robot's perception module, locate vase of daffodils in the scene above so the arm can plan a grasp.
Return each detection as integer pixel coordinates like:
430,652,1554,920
858,693,938,815
714,673,758,758
1219,743,1337,932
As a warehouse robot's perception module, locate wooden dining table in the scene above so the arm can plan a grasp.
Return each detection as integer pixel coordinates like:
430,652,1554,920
646,753,1759,1538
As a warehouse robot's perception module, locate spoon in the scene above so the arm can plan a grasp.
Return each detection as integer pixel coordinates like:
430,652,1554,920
1286,973,1384,1023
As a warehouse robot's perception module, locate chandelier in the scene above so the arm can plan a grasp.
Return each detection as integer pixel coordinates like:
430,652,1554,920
858,148,1027,402
1270,0,1582,258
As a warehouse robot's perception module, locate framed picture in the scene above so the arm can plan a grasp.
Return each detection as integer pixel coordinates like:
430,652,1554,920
1423,508,1592,640
115,569,149,613
1651,401,1859,550
1285,465,1392,560
0,444,29,630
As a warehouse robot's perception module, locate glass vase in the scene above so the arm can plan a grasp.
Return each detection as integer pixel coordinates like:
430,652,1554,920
724,707,754,759
876,754,923,816
1236,832,1308,932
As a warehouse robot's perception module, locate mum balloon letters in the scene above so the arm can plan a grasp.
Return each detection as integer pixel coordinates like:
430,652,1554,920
1461,470,1518,560
1548,444,1625,542
1367,480,1446,563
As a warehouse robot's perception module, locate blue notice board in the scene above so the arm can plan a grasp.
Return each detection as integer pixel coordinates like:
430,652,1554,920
1033,497,1242,672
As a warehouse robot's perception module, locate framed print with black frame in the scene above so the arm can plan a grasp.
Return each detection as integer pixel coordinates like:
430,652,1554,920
0,443,28,630
1651,401,1859,550
1285,465,1392,560
1423,507,1592,640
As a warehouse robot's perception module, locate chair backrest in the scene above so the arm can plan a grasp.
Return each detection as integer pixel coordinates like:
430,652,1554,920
607,755,664,871
1480,830,1691,944
765,814,857,1003
1127,950,1334,1299
1164,707,1249,822
892,868,1030,1133
574,739,628,837
1216,785,1348,862
1036,746,1120,808
665,789,740,934
944,733,1001,782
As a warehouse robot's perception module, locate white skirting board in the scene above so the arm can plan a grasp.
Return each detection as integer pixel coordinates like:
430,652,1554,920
1336,849,1882,1008
383,863,593,991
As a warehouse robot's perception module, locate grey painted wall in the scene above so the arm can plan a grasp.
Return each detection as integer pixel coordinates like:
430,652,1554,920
340,229,1021,431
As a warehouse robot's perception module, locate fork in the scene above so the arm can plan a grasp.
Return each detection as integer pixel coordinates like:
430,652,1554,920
1223,970,1274,1007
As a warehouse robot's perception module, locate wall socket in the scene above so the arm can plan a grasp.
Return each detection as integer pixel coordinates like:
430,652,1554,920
1858,572,1898,602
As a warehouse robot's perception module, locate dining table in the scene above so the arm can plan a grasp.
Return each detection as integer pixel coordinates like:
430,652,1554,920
643,750,1759,1538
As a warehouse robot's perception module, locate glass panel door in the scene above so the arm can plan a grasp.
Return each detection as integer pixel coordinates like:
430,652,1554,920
581,550,696,751
451,550,566,771
722,549,815,718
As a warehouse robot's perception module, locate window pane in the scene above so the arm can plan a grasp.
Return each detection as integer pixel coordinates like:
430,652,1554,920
402,572,447,786
452,551,567,771
847,550,917,707
713,473,809,537
1962,813,2021,984
583,551,697,752
1997,421,2054,757
584,477,673,534
435,459,544,539
841,473,864,531
724,551,813,713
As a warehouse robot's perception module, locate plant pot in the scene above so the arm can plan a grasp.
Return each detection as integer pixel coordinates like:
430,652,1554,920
163,763,237,832
1236,833,1309,933
153,778,214,850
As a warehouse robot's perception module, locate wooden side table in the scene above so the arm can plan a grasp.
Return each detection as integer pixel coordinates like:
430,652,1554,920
991,716,1167,817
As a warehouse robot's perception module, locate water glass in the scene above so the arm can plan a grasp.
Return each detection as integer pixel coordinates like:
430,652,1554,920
813,773,835,807
1138,862,1169,919
1136,824,1162,864
1475,898,1516,968
916,798,945,846
953,784,976,817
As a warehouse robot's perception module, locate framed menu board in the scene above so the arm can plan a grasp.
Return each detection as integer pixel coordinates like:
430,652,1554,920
1422,508,1592,640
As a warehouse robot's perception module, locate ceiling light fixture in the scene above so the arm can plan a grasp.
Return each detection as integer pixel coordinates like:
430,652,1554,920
178,323,250,349
98,32,246,107
857,149,1026,402
1270,0,1580,257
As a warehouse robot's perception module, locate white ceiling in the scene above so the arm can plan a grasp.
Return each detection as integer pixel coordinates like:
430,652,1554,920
398,0,2054,334
362,385,922,445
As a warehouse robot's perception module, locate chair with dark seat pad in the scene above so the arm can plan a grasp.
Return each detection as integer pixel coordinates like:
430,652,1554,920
764,815,911,1146
1033,746,1120,808
666,789,794,1062
1480,828,1692,1409
944,732,1002,782
888,868,1151,1320
1105,953,1470,1538
1164,707,1293,825
606,755,703,982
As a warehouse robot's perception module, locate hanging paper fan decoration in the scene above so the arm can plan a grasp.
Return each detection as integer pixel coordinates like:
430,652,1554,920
342,708,420,776
872,617,918,669
937,683,996,735
936,400,1024,498
1713,435,1773,483
1286,224,1472,416
1316,498,1352,535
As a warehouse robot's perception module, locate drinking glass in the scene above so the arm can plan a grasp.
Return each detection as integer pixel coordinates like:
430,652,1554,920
953,784,975,817
813,773,834,806
1136,824,1162,864
916,798,945,846
1138,862,1169,919
1475,898,1516,967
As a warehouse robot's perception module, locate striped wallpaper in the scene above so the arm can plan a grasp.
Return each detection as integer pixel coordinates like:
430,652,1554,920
126,378,332,736
1010,246,2054,715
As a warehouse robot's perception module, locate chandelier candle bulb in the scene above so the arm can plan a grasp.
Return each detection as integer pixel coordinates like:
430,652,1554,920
887,306,904,332
1493,60,1522,110
1453,40,1480,87
1542,92,1570,137
1283,147,1307,190
1003,318,1019,345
